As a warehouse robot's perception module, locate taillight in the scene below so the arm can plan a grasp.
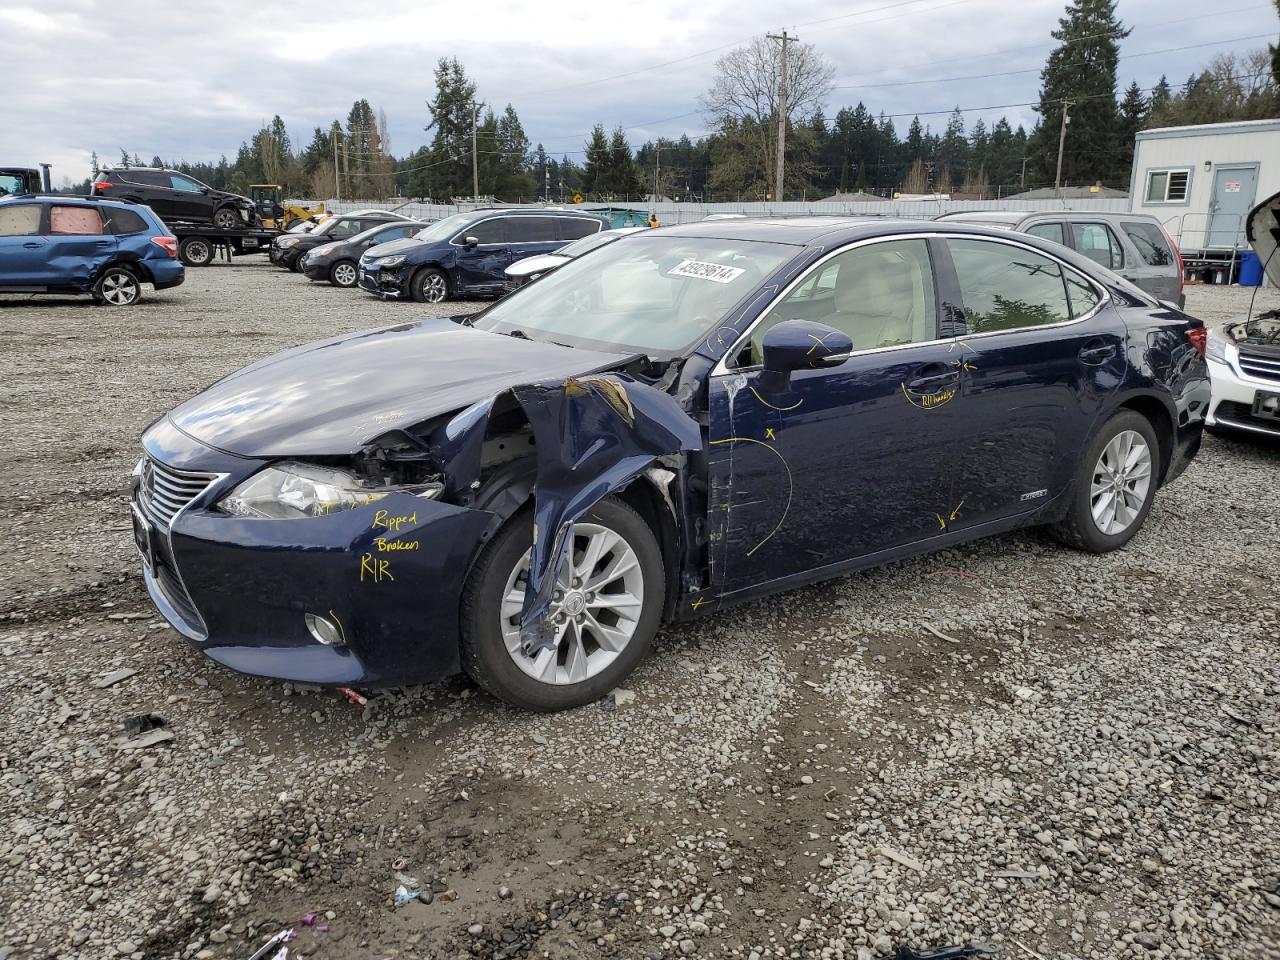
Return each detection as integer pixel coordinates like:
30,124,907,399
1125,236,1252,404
1159,221,1184,294
151,236,178,257
1186,327,1206,355
93,180,112,192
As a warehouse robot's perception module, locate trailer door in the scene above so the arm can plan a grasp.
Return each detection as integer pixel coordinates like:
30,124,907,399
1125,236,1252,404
1206,165,1258,248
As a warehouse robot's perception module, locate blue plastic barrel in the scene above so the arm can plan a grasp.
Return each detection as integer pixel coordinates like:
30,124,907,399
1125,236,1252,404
1238,251,1263,286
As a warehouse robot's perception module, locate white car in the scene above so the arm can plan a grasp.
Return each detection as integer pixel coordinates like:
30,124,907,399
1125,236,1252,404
504,227,646,289
1205,190,1280,439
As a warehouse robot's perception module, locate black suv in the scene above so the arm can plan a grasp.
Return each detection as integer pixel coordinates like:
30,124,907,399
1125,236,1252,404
358,208,607,302
92,168,257,229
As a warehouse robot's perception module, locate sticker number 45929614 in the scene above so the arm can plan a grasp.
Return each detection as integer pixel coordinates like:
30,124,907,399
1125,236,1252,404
668,259,746,284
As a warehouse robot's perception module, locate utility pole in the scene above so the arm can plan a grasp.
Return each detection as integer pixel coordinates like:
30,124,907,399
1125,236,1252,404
767,29,795,203
653,142,661,204
471,102,481,200
1020,156,1029,190
333,126,341,202
1054,101,1073,197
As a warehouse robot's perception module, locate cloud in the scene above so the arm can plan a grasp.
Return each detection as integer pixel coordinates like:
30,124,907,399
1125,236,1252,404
11,0,1277,183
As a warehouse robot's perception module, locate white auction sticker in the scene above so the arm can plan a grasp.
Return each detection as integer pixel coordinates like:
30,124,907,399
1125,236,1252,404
668,259,745,284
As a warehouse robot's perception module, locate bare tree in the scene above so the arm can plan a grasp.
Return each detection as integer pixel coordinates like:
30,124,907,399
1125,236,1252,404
702,35,834,197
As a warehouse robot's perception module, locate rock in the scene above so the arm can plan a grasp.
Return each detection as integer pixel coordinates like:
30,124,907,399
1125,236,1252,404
678,939,697,955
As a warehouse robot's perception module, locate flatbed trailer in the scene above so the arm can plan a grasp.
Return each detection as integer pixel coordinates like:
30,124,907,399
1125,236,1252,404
170,223,281,267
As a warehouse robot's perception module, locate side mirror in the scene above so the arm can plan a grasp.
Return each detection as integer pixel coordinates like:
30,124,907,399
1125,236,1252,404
462,236,479,249
762,319,853,372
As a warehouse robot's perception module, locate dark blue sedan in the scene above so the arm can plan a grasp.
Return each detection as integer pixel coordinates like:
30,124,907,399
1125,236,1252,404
133,217,1208,710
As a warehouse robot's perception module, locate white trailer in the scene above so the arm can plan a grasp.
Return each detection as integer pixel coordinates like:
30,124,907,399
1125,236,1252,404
1128,118,1280,280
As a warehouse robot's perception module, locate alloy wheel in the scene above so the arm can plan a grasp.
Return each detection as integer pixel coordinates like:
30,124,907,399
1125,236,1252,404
100,272,138,306
500,522,644,685
1090,429,1153,536
213,208,240,229
333,262,357,287
420,273,447,303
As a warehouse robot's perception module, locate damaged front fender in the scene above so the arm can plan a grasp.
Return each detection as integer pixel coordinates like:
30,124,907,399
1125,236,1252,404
511,374,702,655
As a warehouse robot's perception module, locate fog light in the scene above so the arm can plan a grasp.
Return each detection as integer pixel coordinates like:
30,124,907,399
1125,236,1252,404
305,612,346,646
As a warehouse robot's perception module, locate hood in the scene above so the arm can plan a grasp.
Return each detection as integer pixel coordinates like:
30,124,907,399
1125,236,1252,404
166,318,633,458
1248,189,1280,289
505,253,570,278
363,236,423,259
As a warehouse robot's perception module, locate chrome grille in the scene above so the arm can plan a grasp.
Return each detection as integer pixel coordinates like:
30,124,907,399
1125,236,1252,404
1239,351,1280,384
139,458,218,526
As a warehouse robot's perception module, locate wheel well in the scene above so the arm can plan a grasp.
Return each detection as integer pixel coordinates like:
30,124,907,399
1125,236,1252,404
100,259,146,283
612,474,682,619
1118,395,1173,483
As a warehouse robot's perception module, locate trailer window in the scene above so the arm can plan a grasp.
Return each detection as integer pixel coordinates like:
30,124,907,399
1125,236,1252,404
1145,169,1190,204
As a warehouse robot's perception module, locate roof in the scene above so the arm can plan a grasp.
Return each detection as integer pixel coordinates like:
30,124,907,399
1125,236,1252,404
1136,118,1280,141
660,216,974,245
0,193,138,208
1000,185,1129,199
934,210,1023,225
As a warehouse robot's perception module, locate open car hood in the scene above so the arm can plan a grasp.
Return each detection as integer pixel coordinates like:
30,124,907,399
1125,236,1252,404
1248,189,1280,289
166,319,632,458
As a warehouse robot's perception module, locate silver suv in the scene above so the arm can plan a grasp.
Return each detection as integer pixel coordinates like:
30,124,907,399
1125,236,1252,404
935,210,1184,307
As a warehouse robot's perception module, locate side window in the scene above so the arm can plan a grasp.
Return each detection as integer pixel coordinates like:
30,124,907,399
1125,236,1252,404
1120,221,1174,266
947,239,1071,333
1071,223,1124,270
48,206,105,235
387,225,416,240
102,208,148,235
559,217,601,240
1025,222,1065,245
330,219,362,239
170,175,202,193
508,217,559,243
359,219,390,233
741,239,938,366
0,204,42,236
465,218,507,244
1064,272,1102,318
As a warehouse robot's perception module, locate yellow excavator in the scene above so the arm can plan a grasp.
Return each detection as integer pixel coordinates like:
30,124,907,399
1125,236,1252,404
249,185,326,230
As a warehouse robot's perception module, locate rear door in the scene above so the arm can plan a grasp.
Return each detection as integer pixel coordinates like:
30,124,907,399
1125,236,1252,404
131,171,174,219
0,202,49,287
1068,221,1126,273
508,216,564,266
45,205,117,288
1116,219,1181,303
452,216,510,291
939,236,1123,532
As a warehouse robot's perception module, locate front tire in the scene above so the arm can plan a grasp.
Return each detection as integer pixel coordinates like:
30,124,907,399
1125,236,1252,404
211,206,242,230
92,266,141,306
1053,410,1160,553
460,497,664,711
411,266,449,303
329,259,358,288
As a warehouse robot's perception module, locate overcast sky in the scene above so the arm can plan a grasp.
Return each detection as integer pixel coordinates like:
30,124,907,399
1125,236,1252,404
5,0,1277,185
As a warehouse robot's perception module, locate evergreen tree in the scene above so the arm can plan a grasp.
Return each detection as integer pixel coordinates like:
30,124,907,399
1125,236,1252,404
1030,0,1131,186
937,108,968,188
608,127,641,198
581,124,610,197
905,117,925,162
1117,80,1148,173
1148,75,1173,123
425,57,479,199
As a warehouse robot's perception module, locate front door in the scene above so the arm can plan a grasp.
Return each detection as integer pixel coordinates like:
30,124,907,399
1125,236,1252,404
706,237,960,596
453,216,511,292
1207,165,1259,248
938,237,1123,532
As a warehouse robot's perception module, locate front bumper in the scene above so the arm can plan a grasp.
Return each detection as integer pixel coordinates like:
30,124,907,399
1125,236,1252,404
271,245,302,268
134,419,495,686
357,263,409,298
1206,353,1280,437
300,256,330,281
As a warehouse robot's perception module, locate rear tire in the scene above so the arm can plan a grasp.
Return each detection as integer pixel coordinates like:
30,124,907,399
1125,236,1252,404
92,266,141,306
460,497,663,711
329,259,358,288
178,237,214,267
211,206,242,229
1052,409,1160,553
410,266,449,303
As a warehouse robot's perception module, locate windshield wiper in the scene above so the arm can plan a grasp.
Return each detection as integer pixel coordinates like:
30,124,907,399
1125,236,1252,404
506,328,531,340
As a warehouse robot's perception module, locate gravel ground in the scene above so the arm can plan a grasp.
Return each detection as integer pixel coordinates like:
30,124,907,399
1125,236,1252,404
0,264,1276,960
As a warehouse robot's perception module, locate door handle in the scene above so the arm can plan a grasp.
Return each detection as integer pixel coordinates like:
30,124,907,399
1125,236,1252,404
905,362,960,392
1078,339,1116,365
23,241,42,248
94,240,112,246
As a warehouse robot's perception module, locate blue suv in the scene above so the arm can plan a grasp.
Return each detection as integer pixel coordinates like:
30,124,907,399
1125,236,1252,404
0,196,183,306
358,208,607,302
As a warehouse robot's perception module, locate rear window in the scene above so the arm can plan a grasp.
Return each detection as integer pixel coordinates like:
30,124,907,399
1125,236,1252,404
508,217,559,243
1121,221,1174,267
49,206,105,235
0,204,41,235
1026,222,1065,245
1071,222,1124,271
559,217,602,240
948,238,1074,332
103,208,149,235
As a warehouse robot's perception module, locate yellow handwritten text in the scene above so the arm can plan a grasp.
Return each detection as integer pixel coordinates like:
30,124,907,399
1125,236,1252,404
375,538,420,552
372,509,417,532
359,553,395,583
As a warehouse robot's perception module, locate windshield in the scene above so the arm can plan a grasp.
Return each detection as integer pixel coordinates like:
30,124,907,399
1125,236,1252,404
413,212,479,243
559,229,633,258
473,234,795,356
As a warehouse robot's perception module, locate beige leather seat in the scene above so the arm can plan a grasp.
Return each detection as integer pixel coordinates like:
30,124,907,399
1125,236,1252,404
820,248,920,350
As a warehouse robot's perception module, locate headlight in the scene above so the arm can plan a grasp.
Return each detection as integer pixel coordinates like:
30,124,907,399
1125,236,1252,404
377,255,406,267
1205,328,1235,365
278,237,301,248
311,242,339,257
218,462,441,519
